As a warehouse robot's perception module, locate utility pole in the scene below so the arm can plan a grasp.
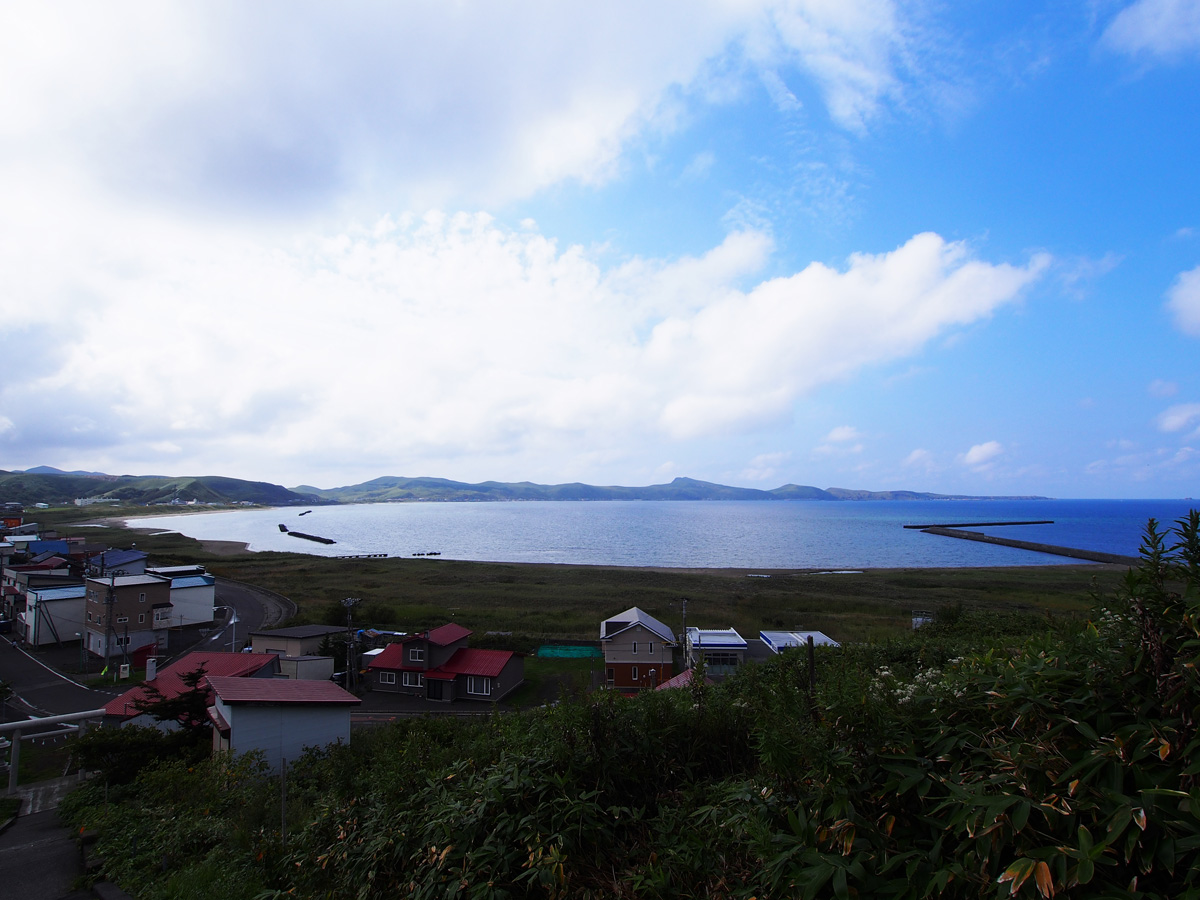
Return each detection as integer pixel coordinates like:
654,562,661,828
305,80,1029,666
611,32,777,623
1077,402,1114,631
341,597,361,690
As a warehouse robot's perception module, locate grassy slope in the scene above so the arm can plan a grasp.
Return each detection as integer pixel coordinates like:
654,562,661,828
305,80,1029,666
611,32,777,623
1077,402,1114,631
37,506,1120,643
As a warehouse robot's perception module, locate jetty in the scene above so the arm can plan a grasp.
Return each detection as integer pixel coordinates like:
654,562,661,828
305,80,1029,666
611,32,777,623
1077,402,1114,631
278,524,335,545
916,525,1137,566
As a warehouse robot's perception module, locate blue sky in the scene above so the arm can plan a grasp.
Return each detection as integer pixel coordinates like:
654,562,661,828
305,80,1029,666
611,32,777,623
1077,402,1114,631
1,1,1198,498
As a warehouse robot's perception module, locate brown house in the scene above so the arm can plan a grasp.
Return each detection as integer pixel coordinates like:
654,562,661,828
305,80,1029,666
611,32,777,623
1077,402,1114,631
84,574,172,659
599,606,677,692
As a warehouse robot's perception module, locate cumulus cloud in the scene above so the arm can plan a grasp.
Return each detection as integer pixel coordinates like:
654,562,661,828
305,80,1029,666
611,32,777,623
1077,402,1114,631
1166,265,1200,336
1149,379,1179,397
1103,0,1200,60
0,201,1046,482
962,441,1004,469
1158,404,1200,435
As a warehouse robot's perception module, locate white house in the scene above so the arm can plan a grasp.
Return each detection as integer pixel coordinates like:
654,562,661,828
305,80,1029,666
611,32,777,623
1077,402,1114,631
685,627,749,676
206,675,360,772
21,584,86,647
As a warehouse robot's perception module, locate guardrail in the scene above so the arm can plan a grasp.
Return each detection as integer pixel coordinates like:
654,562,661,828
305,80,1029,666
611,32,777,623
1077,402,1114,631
1,708,107,794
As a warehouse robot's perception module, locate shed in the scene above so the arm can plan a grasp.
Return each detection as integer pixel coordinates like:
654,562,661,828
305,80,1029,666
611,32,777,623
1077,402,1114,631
206,675,360,772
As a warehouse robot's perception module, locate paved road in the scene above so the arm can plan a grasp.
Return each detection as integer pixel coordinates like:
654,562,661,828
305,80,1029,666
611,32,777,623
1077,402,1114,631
0,638,116,720
1,578,294,721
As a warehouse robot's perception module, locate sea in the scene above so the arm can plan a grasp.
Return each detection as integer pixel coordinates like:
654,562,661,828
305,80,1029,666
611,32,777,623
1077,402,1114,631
130,498,1200,570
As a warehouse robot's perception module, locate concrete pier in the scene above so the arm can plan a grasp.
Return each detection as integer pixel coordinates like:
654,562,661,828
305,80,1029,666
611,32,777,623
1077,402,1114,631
920,526,1139,566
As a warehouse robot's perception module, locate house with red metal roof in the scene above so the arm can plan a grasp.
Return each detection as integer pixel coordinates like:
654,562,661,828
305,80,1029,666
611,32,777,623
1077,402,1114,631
206,675,359,772
366,623,524,702
103,650,281,728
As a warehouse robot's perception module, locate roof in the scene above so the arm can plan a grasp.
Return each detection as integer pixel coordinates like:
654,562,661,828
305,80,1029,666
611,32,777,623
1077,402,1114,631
759,630,840,652
426,622,472,645
439,648,513,677
600,607,676,644
656,668,715,690
28,585,87,601
104,651,280,719
686,627,747,650
169,575,216,589
87,574,166,588
366,643,407,670
248,624,345,639
90,549,148,568
206,676,360,705
367,644,514,679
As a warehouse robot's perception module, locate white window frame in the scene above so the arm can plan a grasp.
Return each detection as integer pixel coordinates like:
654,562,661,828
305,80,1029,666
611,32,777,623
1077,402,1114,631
467,676,492,697
402,671,424,688
409,646,425,662
139,592,146,602
116,615,129,624
631,665,639,681
632,641,638,654
138,613,145,624
379,671,396,685
648,641,654,655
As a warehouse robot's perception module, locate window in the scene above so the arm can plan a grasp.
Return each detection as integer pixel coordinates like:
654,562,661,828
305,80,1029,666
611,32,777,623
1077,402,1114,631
116,615,128,624
631,666,639,681
409,647,425,662
703,652,740,668
402,671,425,688
138,614,145,624
467,676,491,696
139,592,146,602
606,668,615,684
648,642,654,655
379,671,396,685
87,612,92,623
632,641,638,654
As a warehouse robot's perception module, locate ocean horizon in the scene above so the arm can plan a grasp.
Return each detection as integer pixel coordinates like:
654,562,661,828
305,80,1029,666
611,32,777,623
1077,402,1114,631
130,498,1200,570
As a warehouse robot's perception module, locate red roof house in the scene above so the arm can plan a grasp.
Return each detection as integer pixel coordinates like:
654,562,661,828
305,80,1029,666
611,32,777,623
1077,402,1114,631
104,650,281,726
367,625,523,702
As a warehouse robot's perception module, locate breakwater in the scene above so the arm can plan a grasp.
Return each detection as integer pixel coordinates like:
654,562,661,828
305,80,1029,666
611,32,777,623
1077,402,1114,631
920,527,1138,566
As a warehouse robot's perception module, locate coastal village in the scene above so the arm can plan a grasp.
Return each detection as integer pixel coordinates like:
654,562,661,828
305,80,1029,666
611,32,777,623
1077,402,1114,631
1,502,839,780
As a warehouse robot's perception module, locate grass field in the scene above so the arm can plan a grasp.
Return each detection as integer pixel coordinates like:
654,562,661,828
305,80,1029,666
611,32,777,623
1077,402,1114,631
40,505,1124,644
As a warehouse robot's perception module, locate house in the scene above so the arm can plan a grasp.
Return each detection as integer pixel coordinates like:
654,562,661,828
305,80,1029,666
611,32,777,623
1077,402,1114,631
685,627,748,676
145,567,218,628
599,607,676,691
19,583,86,647
759,630,840,653
366,623,524,702
84,573,173,659
249,624,346,658
84,548,149,576
206,675,359,772
103,650,281,728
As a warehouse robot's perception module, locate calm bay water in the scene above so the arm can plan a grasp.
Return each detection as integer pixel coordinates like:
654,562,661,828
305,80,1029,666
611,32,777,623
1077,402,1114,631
132,498,1199,569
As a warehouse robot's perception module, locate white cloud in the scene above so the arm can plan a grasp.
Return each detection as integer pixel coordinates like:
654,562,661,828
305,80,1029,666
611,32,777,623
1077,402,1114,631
741,451,791,481
825,425,863,442
1166,265,1200,336
0,1,922,216
1158,403,1200,434
962,441,1004,468
1103,0,1200,60
1149,379,1179,398
0,202,1046,483
902,448,936,472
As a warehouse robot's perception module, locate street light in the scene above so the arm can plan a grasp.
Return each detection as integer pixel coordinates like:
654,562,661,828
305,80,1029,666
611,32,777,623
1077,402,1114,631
213,606,238,652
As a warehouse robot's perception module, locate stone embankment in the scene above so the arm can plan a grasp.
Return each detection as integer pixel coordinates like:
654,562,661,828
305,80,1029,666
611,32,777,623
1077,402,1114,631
921,526,1139,566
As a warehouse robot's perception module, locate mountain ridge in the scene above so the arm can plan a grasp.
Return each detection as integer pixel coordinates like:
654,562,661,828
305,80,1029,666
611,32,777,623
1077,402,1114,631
1,468,1050,506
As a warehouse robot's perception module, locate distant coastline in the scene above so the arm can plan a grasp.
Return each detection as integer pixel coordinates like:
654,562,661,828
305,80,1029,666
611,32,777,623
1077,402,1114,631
1,466,1052,508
